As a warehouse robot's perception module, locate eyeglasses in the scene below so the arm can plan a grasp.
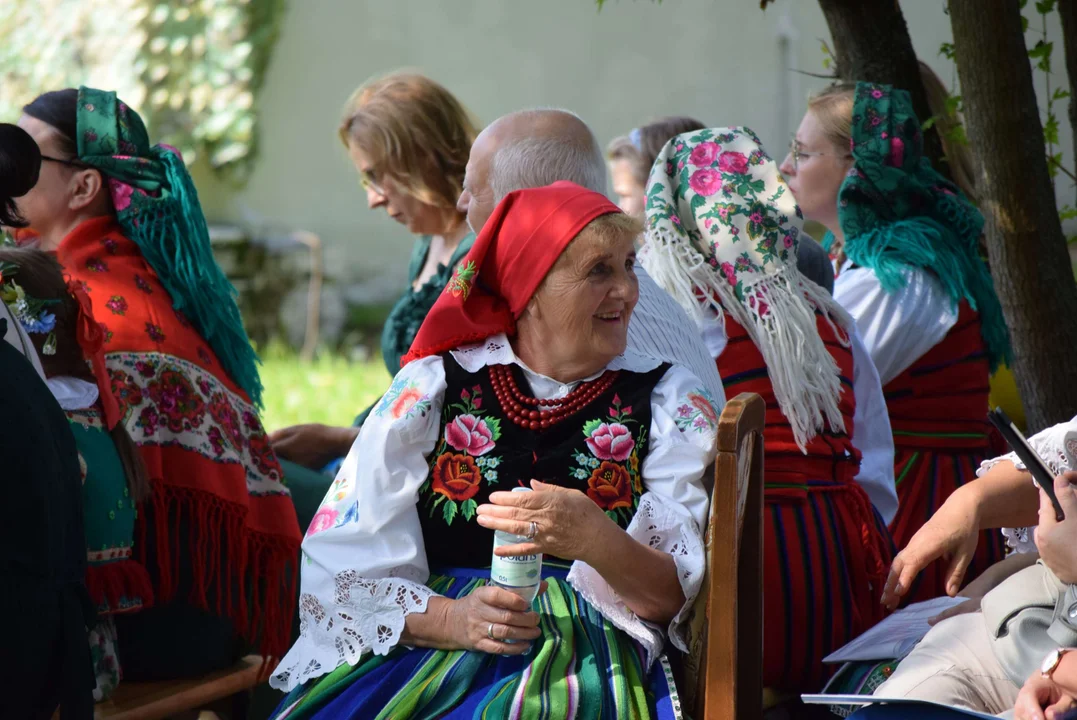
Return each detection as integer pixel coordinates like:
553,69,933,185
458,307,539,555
787,139,850,172
358,169,385,196
40,154,92,170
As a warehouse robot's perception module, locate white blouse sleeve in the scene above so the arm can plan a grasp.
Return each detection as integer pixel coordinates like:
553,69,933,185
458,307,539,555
849,326,897,524
567,364,716,667
977,416,1077,554
833,267,958,385
270,355,447,692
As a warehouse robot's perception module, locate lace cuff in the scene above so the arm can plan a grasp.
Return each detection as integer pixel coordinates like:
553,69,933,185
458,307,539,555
566,492,705,668
269,574,436,692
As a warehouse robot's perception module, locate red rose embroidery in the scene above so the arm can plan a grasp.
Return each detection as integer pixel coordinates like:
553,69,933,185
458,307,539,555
586,461,634,510
431,453,482,502
718,151,750,174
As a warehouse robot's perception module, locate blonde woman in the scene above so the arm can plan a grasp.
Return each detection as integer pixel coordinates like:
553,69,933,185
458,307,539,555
270,72,479,531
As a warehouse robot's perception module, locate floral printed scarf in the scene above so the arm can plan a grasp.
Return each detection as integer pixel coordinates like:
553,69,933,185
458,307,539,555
75,86,264,405
830,82,1010,371
642,126,853,450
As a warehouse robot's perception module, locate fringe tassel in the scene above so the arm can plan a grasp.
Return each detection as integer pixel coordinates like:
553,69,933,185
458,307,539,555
85,559,155,614
643,227,853,452
137,481,299,658
119,147,264,406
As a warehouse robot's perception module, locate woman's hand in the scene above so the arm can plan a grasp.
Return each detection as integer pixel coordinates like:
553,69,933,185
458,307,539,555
475,480,610,564
445,585,544,654
1035,473,1077,584
1014,671,1076,720
268,423,358,470
881,485,982,609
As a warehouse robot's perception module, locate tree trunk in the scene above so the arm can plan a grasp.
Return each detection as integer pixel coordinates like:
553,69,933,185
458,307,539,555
816,0,947,170
1059,0,1077,205
950,0,1077,432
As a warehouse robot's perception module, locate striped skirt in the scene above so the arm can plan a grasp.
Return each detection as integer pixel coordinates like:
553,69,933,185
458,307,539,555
271,565,682,720
888,447,1007,605
764,480,894,692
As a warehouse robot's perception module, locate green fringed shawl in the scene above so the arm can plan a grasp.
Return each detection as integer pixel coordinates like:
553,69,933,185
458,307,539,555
75,86,264,405
831,82,1011,371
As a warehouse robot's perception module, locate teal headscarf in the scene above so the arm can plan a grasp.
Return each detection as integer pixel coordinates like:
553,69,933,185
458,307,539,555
75,87,263,406
828,82,1010,371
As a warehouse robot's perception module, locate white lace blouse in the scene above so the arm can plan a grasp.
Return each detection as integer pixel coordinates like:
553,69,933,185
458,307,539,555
269,334,718,692
977,416,1077,554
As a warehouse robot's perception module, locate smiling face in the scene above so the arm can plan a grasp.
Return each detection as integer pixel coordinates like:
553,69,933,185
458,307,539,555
778,109,852,233
347,141,452,237
515,214,641,380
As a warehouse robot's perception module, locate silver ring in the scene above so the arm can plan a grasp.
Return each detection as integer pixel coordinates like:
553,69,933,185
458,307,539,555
526,521,538,540
487,622,496,640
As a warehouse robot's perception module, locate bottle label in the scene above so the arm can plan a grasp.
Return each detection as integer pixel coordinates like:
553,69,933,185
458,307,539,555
490,535,541,588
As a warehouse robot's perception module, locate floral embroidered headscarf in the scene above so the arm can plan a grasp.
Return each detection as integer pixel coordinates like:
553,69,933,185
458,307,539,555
833,82,1010,370
643,126,852,450
74,86,264,405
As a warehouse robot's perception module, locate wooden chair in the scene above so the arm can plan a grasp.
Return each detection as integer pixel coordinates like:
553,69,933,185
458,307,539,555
89,655,271,720
681,392,765,720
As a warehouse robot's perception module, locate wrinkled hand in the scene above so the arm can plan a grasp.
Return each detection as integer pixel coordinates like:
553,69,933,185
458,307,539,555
446,584,545,654
268,423,357,470
1035,472,1077,584
1014,671,1076,720
881,491,981,609
476,480,609,564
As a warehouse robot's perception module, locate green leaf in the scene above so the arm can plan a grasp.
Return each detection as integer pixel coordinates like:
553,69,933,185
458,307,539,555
486,416,502,442
1035,0,1056,13
582,418,603,437
442,499,458,525
1060,205,1077,222
690,194,708,212
1019,0,1029,9
1045,114,1060,145
1054,88,1071,101
433,493,447,508
1022,14,1030,31
461,498,477,521
1048,152,1064,178
1028,40,1053,72
922,115,939,131
945,124,969,146
938,42,955,60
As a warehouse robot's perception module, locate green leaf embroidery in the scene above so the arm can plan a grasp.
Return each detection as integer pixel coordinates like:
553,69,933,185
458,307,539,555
486,416,502,442
461,498,477,521
443,499,458,525
582,418,603,438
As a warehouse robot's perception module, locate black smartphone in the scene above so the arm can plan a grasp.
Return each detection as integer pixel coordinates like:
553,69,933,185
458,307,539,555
988,407,1065,521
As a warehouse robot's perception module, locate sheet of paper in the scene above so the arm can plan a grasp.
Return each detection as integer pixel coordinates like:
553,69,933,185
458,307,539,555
822,595,969,663
800,694,999,719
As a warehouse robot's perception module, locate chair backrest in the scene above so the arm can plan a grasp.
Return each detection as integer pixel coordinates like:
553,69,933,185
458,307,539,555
681,392,765,720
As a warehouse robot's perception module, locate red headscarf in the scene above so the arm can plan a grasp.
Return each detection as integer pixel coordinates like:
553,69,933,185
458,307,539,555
402,181,620,365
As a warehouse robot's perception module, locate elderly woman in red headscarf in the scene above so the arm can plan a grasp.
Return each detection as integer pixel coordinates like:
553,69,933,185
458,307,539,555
267,182,717,720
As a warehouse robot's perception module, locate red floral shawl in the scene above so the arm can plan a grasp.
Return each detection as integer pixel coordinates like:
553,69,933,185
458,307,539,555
56,216,300,658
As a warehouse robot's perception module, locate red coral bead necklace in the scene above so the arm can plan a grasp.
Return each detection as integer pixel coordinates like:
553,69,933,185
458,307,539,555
488,364,618,431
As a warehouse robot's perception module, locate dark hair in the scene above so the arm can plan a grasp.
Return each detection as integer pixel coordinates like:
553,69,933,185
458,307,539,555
23,89,79,157
0,246,149,501
0,124,42,227
608,116,707,185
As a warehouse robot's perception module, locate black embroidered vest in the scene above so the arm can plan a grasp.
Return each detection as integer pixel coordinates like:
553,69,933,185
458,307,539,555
418,354,670,569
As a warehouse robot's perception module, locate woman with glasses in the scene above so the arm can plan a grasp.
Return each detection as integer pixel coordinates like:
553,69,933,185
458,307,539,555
15,87,301,683
779,82,1010,605
269,71,478,532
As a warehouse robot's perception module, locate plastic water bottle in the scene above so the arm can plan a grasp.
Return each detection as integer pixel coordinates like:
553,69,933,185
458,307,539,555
490,487,543,604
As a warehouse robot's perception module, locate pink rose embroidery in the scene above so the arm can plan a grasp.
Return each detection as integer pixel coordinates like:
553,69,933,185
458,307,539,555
444,414,496,456
306,507,339,537
718,151,749,174
689,168,722,197
585,422,635,462
720,261,737,286
689,141,720,167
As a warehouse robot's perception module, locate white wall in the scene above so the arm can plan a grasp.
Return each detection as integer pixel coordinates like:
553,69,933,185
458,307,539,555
192,0,1073,301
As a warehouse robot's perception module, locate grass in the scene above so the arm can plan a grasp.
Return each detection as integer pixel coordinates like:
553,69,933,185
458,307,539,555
258,342,392,432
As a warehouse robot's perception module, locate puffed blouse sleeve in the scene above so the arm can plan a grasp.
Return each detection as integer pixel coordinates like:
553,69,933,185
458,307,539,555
567,364,717,667
270,355,447,692
977,415,1077,555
